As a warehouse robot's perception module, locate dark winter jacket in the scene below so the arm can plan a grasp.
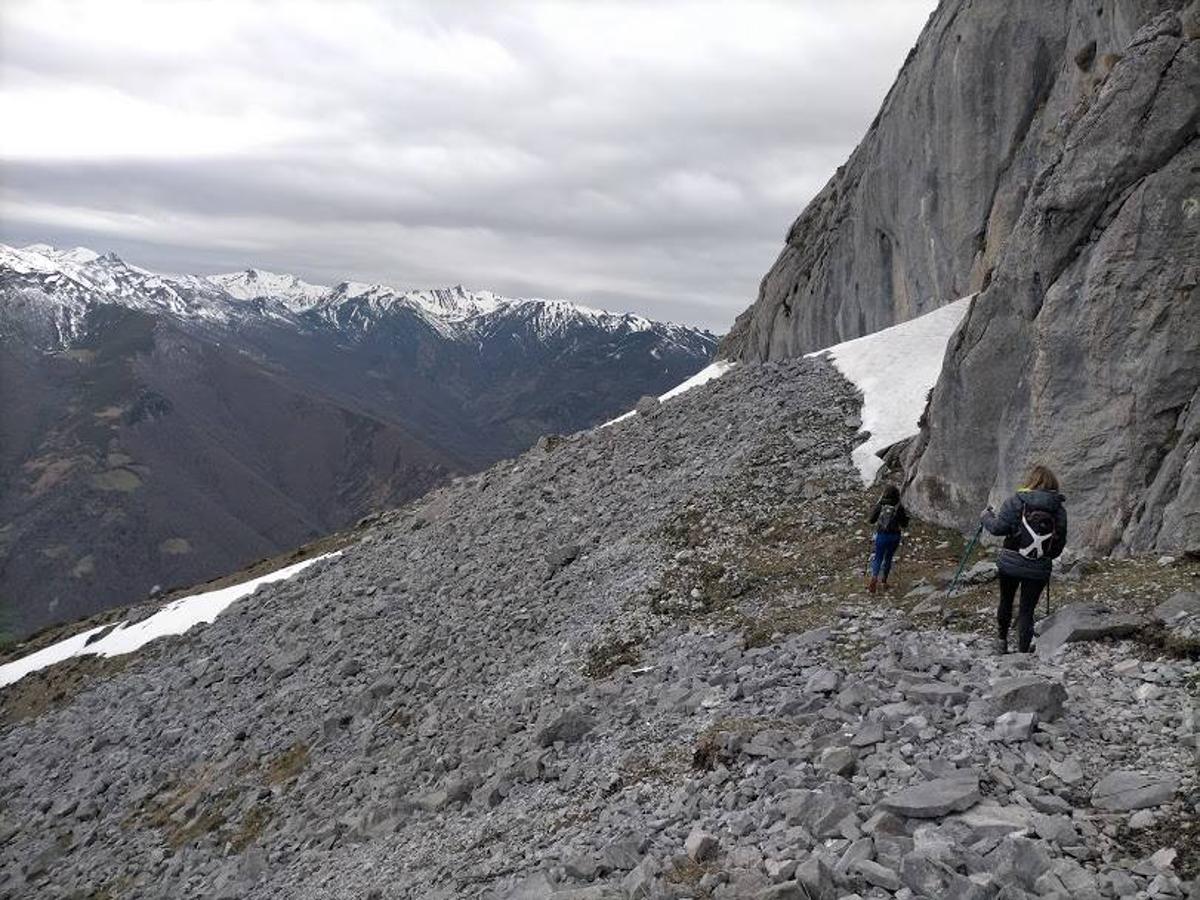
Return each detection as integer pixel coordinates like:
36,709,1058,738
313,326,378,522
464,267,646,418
869,499,910,535
981,489,1068,582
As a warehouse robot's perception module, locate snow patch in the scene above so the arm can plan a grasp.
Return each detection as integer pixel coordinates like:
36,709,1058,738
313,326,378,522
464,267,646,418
808,296,973,483
0,552,340,689
207,269,328,310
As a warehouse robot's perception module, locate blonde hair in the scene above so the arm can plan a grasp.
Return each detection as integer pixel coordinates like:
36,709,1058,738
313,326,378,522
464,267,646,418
1022,464,1060,492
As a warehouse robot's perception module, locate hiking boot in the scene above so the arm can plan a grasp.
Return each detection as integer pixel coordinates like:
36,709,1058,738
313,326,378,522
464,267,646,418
994,636,1008,655
867,576,878,594
880,580,890,592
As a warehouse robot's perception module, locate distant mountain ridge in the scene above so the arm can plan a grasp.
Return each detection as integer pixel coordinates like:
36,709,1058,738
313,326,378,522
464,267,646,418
0,243,701,351
0,244,717,636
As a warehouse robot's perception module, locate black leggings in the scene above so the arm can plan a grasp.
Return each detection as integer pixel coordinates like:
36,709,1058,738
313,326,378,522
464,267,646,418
997,573,1046,652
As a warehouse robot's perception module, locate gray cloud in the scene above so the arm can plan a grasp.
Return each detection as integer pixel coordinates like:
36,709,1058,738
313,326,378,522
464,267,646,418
0,0,936,330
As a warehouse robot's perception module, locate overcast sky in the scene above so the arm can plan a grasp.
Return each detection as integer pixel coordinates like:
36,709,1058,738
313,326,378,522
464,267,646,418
0,1,936,330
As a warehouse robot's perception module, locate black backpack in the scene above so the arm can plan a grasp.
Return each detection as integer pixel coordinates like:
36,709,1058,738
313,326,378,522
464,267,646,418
875,502,899,534
1017,503,1063,560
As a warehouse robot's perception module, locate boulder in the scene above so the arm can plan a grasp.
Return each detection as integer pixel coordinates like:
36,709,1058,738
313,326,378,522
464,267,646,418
546,543,582,572
1154,591,1200,624
993,710,1037,742
1036,603,1144,655
989,675,1067,721
634,395,661,417
783,790,856,837
536,708,595,747
899,852,989,899
818,746,856,777
1091,771,1179,811
852,859,901,891
879,776,980,819
805,668,840,693
906,682,967,705
794,858,835,900
685,829,718,862
962,561,997,584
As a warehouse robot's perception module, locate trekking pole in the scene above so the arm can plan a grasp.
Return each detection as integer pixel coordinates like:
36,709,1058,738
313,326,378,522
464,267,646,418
947,524,984,596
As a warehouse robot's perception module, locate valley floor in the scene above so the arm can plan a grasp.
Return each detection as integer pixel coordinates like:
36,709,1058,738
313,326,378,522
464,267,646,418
0,357,1196,899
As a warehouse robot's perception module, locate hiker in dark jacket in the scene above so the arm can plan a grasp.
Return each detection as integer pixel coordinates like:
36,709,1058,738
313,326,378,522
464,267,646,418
867,484,909,594
981,464,1068,654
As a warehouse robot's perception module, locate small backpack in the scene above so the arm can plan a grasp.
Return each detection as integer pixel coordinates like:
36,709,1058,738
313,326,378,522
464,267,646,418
876,502,898,534
1017,503,1063,559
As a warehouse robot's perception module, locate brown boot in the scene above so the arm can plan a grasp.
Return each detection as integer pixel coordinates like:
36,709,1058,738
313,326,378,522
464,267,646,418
880,580,890,592
867,576,878,594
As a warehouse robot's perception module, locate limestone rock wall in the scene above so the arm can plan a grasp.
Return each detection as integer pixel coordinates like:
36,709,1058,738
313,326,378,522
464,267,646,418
723,1,1183,361
907,11,1200,554
721,0,1199,553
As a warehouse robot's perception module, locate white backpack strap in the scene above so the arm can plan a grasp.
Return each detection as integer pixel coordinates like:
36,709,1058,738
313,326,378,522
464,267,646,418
1019,510,1050,559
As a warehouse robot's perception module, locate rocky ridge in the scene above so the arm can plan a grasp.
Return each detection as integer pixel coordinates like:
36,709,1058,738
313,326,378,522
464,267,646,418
0,243,708,354
0,357,1196,899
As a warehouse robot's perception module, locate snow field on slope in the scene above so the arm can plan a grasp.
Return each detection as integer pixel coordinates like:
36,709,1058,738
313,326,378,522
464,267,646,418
807,296,973,482
0,553,340,689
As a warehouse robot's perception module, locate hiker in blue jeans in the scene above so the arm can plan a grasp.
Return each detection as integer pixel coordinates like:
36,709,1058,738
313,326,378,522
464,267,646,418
867,484,909,594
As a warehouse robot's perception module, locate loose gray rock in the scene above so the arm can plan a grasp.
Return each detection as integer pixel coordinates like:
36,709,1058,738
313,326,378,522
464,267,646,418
879,777,981,819
634,395,661,416
685,829,718,862
536,708,595,747
852,859,901,891
1091,771,1180,811
993,710,1037,742
1036,603,1144,656
989,675,1067,721
1155,591,1200,624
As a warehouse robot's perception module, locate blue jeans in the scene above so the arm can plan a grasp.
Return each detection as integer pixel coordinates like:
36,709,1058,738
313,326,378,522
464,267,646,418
871,531,901,579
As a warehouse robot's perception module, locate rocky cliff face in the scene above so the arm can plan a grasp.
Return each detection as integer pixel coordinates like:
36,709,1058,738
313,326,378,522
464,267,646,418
908,10,1200,555
722,0,1200,554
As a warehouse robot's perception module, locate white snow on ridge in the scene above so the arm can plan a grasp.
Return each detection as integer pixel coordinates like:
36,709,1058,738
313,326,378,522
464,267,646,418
2,244,712,347
603,359,737,426
207,269,329,310
808,296,973,483
0,552,340,690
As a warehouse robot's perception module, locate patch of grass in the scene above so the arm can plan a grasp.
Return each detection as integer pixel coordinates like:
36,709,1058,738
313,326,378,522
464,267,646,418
618,747,690,786
229,803,272,852
264,742,310,786
583,634,642,678
138,777,236,850
84,875,135,899
547,806,597,835
739,601,832,649
664,856,718,892
1136,623,1200,661
1114,813,1200,880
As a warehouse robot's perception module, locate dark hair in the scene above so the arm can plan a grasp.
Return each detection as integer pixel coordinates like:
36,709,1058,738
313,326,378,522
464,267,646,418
880,484,901,504
1022,464,1060,493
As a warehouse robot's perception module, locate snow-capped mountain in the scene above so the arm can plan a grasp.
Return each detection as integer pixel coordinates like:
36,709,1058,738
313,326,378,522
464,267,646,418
0,244,718,637
0,243,707,353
